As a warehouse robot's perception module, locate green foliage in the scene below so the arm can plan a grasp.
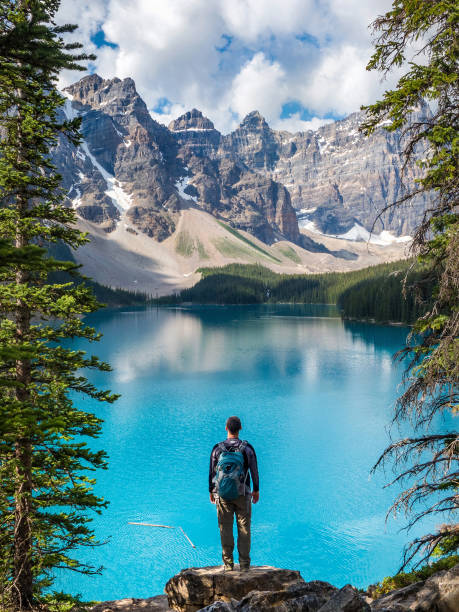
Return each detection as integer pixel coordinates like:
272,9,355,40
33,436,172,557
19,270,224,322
86,282,150,307
337,267,433,323
0,1,116,609
369,555,459,598
196,238,209,259
156,260,429,324
276,245,302,264
362,0,459,568
217,222,282,263
39,590,98,612
175,230,195,257
213,237,257,260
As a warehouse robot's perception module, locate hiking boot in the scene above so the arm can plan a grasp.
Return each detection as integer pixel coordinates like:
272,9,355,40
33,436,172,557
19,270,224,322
239,565,250,572
223,564,234,572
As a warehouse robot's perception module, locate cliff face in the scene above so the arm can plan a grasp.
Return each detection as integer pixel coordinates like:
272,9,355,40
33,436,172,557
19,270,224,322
168,109,300,245
52,74,430,252
52,75,301,247
219,109,429,237
54,74,181,239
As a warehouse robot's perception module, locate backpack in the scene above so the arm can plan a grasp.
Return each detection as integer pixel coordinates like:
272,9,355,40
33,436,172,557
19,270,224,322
213,440,248,501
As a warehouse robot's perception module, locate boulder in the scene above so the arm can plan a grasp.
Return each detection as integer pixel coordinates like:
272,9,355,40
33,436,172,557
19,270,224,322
235,580,338,611
370,563,459,611
317,584,370,611
165,566,305,612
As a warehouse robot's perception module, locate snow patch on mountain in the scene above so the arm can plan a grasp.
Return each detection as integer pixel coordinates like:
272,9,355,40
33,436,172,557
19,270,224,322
80,141,132,213
172,128,214,133
71,186,82,209
297,207,317,215
301,220,411,245
175,176,197,202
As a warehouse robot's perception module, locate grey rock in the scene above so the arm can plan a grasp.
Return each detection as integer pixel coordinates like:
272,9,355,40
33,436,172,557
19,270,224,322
317,584,370,611
169,109,221,159
171,124,301,245
370,563,459,612
236,580,337,611
169,108,217,132
165,565,305,612
219,106,430,237
222,111,279,172
87,564,458,612
58,74,180,240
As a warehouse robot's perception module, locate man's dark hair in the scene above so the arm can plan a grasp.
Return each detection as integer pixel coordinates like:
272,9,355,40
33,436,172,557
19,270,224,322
226,416,242,434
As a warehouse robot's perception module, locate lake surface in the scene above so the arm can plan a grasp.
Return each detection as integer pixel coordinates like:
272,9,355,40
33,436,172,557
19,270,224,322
55,305,435,600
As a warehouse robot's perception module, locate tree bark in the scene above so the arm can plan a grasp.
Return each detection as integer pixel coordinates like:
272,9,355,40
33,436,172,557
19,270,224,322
12,85,34,607
13,438,33,611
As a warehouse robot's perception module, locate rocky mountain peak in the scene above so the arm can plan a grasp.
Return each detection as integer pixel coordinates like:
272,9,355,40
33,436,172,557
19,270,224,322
52,72,430,257
221,110,278,172
240,111,269,131
169,108,216,132
64,74,141,111
63,73,103,103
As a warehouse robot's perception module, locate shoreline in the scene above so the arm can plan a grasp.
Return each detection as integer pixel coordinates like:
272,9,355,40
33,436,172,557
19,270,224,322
146,301,413,327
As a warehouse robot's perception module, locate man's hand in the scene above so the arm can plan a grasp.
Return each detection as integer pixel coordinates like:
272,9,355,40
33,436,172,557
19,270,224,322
210,492,216,504
252,491,259,504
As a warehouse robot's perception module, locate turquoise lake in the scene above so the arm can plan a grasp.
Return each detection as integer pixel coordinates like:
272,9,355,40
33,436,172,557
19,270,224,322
56,304,437,600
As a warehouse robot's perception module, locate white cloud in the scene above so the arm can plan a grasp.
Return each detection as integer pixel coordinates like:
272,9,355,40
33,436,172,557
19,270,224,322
57,0,396,133
272,115,334,133
150,102,187,129
228,53,287,119
298,44,377,116
219,0,321,42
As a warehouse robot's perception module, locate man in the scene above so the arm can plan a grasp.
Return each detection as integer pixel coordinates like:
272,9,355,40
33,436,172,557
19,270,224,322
209,416,259,571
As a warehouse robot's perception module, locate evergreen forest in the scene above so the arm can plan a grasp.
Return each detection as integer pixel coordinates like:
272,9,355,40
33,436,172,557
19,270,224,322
156,260,432,324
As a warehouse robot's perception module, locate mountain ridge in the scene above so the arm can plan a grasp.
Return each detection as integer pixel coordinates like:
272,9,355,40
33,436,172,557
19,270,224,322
58,73,429,244
47,74,425,294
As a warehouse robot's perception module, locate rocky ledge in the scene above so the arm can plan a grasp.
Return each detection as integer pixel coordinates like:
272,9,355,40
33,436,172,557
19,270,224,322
91,563,459,612
164,566,367,611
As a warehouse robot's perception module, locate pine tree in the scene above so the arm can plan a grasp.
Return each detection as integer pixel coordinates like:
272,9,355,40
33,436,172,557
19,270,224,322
0,1,118,609
362,0,458,567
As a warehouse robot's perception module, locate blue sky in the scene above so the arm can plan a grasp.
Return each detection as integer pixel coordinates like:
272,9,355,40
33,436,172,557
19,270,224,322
58,0,396,133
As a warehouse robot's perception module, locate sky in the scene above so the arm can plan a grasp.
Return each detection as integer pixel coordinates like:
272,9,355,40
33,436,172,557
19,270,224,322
57,0,398,134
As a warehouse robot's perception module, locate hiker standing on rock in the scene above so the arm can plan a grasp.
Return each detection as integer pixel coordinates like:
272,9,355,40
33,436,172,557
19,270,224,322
209,416,259,572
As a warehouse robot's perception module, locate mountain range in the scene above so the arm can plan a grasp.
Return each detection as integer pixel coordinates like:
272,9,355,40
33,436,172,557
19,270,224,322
51,74,428,294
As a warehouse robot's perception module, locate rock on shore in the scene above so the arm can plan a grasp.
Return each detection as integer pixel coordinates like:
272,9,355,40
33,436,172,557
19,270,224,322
90,562,459,612
370,561,459,611
164,565,368,611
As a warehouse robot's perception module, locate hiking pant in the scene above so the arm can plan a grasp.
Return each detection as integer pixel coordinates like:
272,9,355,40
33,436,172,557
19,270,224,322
216,494,251,568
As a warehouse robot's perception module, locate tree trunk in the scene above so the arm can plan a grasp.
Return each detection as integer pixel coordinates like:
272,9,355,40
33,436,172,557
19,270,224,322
12,181,34,609
10,7,35,596
13,438,33,611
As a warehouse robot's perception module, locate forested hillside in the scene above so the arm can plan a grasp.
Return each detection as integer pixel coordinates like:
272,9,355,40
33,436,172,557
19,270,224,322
338,271,431,323
157,261,432,324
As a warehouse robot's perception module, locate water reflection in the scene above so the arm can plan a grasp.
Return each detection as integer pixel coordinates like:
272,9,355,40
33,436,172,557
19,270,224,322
96,306,381,386
343,319,410,354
